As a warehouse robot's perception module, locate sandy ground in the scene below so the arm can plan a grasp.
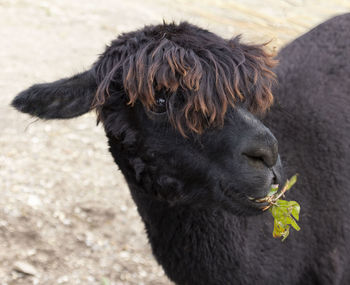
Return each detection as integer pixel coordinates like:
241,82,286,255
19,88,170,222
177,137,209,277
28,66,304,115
1,0,349,284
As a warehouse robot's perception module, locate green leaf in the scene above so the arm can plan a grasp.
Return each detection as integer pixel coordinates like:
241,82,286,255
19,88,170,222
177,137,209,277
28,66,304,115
285,174,298,191
290,218,301,231
281,227,290,241
275,199,289,207
268,185,279,196
290,202,301,221
273,220,284,238
267,174,301,241
271,205,282,218
272,219,290,241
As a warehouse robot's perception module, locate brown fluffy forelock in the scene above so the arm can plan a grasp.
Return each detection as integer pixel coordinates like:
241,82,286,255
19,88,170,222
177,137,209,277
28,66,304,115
93,23,277,136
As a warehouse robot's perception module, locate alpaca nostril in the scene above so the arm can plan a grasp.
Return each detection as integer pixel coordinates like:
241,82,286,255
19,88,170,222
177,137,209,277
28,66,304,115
242,140,278,168
243,149,276,168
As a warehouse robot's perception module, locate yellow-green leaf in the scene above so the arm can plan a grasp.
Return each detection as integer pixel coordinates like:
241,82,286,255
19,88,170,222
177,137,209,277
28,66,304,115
285,174,298,190
290,218,301,231
290,202,300,221
267,174,301,241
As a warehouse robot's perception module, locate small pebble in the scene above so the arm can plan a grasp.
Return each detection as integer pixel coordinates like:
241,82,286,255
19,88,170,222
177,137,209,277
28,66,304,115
13,261,38,276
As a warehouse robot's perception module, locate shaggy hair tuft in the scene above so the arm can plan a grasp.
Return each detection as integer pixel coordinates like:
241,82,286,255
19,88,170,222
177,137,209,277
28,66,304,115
92,22,277,135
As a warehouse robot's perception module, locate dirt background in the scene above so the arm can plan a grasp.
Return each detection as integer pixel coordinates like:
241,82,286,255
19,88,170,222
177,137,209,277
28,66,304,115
1,0,349,284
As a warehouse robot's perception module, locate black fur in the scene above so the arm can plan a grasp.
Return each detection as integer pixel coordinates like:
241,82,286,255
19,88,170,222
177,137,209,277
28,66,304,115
264,13,350,284
12,70,96,119
11,15,350,285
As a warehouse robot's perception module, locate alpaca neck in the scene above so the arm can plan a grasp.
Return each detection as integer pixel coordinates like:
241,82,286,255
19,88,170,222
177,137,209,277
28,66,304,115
108,140,264,284
129,186,252,285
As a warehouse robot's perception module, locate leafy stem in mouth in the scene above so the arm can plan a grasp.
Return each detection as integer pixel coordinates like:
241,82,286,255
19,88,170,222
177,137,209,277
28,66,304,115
258,174,298,211
256,175,300,241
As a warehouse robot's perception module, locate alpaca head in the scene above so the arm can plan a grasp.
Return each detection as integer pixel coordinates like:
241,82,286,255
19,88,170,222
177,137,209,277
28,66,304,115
12,22,283,216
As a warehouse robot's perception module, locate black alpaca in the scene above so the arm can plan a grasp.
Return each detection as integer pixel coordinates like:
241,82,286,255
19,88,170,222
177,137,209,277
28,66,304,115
12,14,350,285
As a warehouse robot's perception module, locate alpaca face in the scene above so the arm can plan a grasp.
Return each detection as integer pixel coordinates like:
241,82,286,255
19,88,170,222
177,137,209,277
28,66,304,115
12,22,282,215
100,91,283,215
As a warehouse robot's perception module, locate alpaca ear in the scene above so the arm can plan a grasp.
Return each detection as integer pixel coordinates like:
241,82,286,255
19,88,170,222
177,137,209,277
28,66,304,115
11,70,97,119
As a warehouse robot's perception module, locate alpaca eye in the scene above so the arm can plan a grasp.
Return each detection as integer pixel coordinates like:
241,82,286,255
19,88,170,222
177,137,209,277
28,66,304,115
150,96,167,114
156,97,166,106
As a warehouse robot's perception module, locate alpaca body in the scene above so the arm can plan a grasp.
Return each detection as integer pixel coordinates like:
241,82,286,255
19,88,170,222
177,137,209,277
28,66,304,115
11,14,350,285
112,14,350,284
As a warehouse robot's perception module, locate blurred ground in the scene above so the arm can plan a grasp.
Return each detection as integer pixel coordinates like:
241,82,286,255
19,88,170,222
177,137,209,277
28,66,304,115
0,0,349,284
